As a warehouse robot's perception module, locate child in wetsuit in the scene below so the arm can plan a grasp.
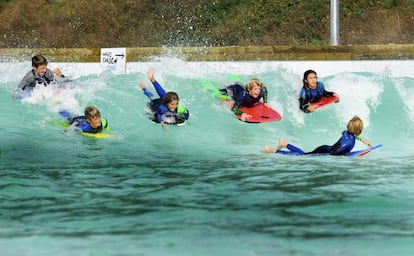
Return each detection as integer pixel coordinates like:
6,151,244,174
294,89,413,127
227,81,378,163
220,78,270,122
262,115,372,155
299,70,338,113
60,106,109,134
14,54,68,98
138,67,189,129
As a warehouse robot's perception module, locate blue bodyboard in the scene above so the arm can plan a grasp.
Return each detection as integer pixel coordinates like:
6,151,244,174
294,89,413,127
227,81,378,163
276,144,383,157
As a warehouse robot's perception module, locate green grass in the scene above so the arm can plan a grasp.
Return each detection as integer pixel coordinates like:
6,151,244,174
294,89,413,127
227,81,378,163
0,0,413,48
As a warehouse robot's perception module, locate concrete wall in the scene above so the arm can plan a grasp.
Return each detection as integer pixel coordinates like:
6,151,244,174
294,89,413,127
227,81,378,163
1,44,413,62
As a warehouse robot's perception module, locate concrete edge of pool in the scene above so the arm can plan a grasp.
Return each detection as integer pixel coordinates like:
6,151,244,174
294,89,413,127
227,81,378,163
1,44,414,62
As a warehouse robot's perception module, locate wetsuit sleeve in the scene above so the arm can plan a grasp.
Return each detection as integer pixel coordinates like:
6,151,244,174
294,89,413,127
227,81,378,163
59,110,73,120
17,70,35,91
299,97,310,113
156,113,163,123
319,82,334,97
262,86,268,103
45,69,56,83
298,87,310,113
152,80,166,99
156,105,168,123
231,104,244,115
231,92,248,115
142,88,154,99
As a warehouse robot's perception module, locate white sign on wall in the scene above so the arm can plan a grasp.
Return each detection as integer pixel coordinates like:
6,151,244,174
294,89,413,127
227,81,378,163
100,48,126,74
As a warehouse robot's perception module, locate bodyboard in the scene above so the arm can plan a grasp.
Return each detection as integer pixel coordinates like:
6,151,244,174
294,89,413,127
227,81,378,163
236,103,282,123
51,120,110,138
79,132,110,138
309,95,340,110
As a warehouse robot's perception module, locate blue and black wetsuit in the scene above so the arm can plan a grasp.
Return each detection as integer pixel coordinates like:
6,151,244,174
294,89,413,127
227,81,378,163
220,83,268,115
299,81,334,113
277,131,358,156
59,111,109,134
142,80,189,125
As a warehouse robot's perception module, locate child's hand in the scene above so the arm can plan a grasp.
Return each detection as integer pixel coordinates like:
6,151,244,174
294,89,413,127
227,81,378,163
241,113,252,122
148,67,155,82
264,103,271,108
161,121,167,130
138,81,145,89
53,68,64,77
307,105,316,112
361,137,372,147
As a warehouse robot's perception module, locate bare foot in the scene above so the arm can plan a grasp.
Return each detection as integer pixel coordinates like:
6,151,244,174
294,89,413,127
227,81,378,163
277,138,287,149
262,145,276,153
148,67,155,82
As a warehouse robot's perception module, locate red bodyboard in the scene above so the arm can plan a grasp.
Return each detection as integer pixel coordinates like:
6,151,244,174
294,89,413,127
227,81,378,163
310,95,340,110
235,103,282,123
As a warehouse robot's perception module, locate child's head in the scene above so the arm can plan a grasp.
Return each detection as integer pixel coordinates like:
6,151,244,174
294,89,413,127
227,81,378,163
245,78,263,98
32,54,48,76
347,115,364,136
163,92,179,112
85,106,102,128
303,70,317,88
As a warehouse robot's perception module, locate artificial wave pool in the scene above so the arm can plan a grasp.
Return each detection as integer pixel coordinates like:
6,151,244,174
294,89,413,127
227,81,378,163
1,58,414,255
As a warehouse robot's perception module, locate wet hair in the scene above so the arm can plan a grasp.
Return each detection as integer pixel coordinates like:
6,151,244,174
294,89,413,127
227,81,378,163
347,115,364,136
32,54,48,68
84,106,101,120
245,78,263,91
303,70,317,87
163,92,179,105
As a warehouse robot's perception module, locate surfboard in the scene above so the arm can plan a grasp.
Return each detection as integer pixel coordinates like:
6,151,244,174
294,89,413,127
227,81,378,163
309,95,340,110
276,144,382,157
345,144,383,157
235,103,282,123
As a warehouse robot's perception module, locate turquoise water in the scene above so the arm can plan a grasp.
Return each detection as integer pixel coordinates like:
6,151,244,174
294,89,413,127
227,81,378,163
1,59,414,255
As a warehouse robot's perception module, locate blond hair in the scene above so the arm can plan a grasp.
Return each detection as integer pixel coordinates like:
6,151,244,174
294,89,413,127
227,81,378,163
245,78,263,91
347,116,364,136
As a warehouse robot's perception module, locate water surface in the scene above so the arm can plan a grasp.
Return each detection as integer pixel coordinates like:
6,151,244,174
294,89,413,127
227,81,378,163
1,59,414,255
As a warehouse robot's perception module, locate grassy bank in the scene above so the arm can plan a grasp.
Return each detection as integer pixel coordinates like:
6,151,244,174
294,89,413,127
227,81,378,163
0,0,413,48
